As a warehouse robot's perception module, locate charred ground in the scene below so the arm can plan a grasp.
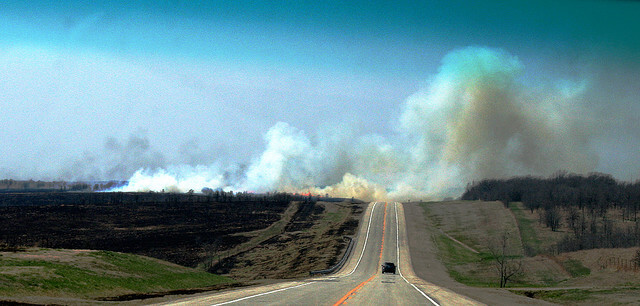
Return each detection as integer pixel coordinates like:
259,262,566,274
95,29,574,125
0,190,364,303
0,191,362,277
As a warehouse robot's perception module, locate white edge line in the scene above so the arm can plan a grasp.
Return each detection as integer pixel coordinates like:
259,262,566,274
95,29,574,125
209,201,380,305
395,202,441,306
342,201,379,277
212,282,314,306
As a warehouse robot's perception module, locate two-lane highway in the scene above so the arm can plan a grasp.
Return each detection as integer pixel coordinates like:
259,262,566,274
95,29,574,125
330,202,434,305
162,202,476,305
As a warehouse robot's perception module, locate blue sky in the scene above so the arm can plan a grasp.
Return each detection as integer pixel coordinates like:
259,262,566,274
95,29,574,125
1,0,640,185
8,1,638,79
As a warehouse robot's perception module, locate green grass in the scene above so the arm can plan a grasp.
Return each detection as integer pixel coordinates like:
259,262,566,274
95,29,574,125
513,287,640,304
316,206,349,232
432,233,497,286
0,250,232,299
434,233,483,264
421,202,495,286
561,259,591,277
325,212,344,222
450,233,482,252
511,289,593,303
509,202,541,255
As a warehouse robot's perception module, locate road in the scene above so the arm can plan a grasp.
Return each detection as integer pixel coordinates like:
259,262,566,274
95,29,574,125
160,202,480,306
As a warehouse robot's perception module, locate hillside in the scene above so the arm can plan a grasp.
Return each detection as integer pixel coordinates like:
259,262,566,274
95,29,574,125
417,200,640,305
462,173,640,252
210,200,363,280
0,248,233,305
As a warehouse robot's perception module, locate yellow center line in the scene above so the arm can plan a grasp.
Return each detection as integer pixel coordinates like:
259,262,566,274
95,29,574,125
333,202,387,305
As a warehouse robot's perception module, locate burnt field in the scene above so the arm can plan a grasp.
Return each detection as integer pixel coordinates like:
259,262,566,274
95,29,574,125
0,192,293,267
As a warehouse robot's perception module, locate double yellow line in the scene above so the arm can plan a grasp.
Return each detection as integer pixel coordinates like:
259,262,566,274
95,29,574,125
333,202,388,305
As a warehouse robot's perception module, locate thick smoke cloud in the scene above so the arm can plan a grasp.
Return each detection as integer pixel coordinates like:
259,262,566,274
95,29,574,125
111,46,598,200
243,122,318,192
398,47,597,196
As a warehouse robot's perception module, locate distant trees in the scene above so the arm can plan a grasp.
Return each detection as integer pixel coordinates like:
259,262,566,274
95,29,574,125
463,172,640,221
463,173,640,252
634,249,640,268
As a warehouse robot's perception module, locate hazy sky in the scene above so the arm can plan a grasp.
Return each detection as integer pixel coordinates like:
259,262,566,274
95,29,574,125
2,1,640,190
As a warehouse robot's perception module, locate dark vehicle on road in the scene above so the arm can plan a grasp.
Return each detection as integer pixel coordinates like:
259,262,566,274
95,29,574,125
381,262,396,274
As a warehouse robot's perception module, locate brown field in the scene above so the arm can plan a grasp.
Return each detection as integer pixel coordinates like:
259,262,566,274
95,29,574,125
422,200,523,254
213,201,363,280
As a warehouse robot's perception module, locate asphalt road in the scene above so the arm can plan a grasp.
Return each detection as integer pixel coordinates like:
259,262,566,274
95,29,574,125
160,202,480,306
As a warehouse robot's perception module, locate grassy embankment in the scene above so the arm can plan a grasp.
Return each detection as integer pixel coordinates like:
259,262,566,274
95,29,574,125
421,200,548,288
0,248,233,303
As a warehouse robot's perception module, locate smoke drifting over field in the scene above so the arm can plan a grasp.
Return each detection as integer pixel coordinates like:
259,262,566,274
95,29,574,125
113,47,598,200
62,133,166,181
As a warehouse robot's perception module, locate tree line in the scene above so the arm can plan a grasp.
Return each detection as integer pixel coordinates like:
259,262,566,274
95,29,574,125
0,179,126,192
461,172,640,253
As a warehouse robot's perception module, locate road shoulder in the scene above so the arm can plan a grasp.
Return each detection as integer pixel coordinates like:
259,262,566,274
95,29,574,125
396,203,483,305
402,202,554,305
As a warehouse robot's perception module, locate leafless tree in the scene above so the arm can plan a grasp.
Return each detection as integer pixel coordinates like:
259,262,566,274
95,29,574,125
544,207,562,231
490,231,523,288
633,249,640,268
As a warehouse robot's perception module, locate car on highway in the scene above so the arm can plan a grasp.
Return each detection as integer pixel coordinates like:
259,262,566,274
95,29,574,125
381,262,396,274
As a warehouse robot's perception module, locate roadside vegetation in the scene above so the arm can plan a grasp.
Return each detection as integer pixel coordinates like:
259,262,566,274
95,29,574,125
509,202,542,256
422,201,557,288
514,287,640,305
0,248,233,303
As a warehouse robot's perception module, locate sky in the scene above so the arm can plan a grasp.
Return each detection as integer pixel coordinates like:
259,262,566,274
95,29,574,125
1,1,639,199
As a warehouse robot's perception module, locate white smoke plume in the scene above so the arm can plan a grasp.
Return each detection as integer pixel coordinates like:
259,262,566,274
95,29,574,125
242,122,319,192
112,46,598,200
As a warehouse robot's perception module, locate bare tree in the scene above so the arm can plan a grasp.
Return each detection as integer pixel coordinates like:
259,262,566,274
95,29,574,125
490,231,523,288
544,207,561,231
633,249,640,269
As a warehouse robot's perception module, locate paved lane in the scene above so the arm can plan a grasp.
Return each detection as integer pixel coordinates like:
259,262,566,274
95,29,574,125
334,202,435,306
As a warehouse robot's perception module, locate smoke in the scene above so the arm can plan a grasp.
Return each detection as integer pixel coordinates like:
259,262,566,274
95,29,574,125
120,166,225,193
398,47,597,196
109,46,599,200
61,132,166,181
242,122,319,192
